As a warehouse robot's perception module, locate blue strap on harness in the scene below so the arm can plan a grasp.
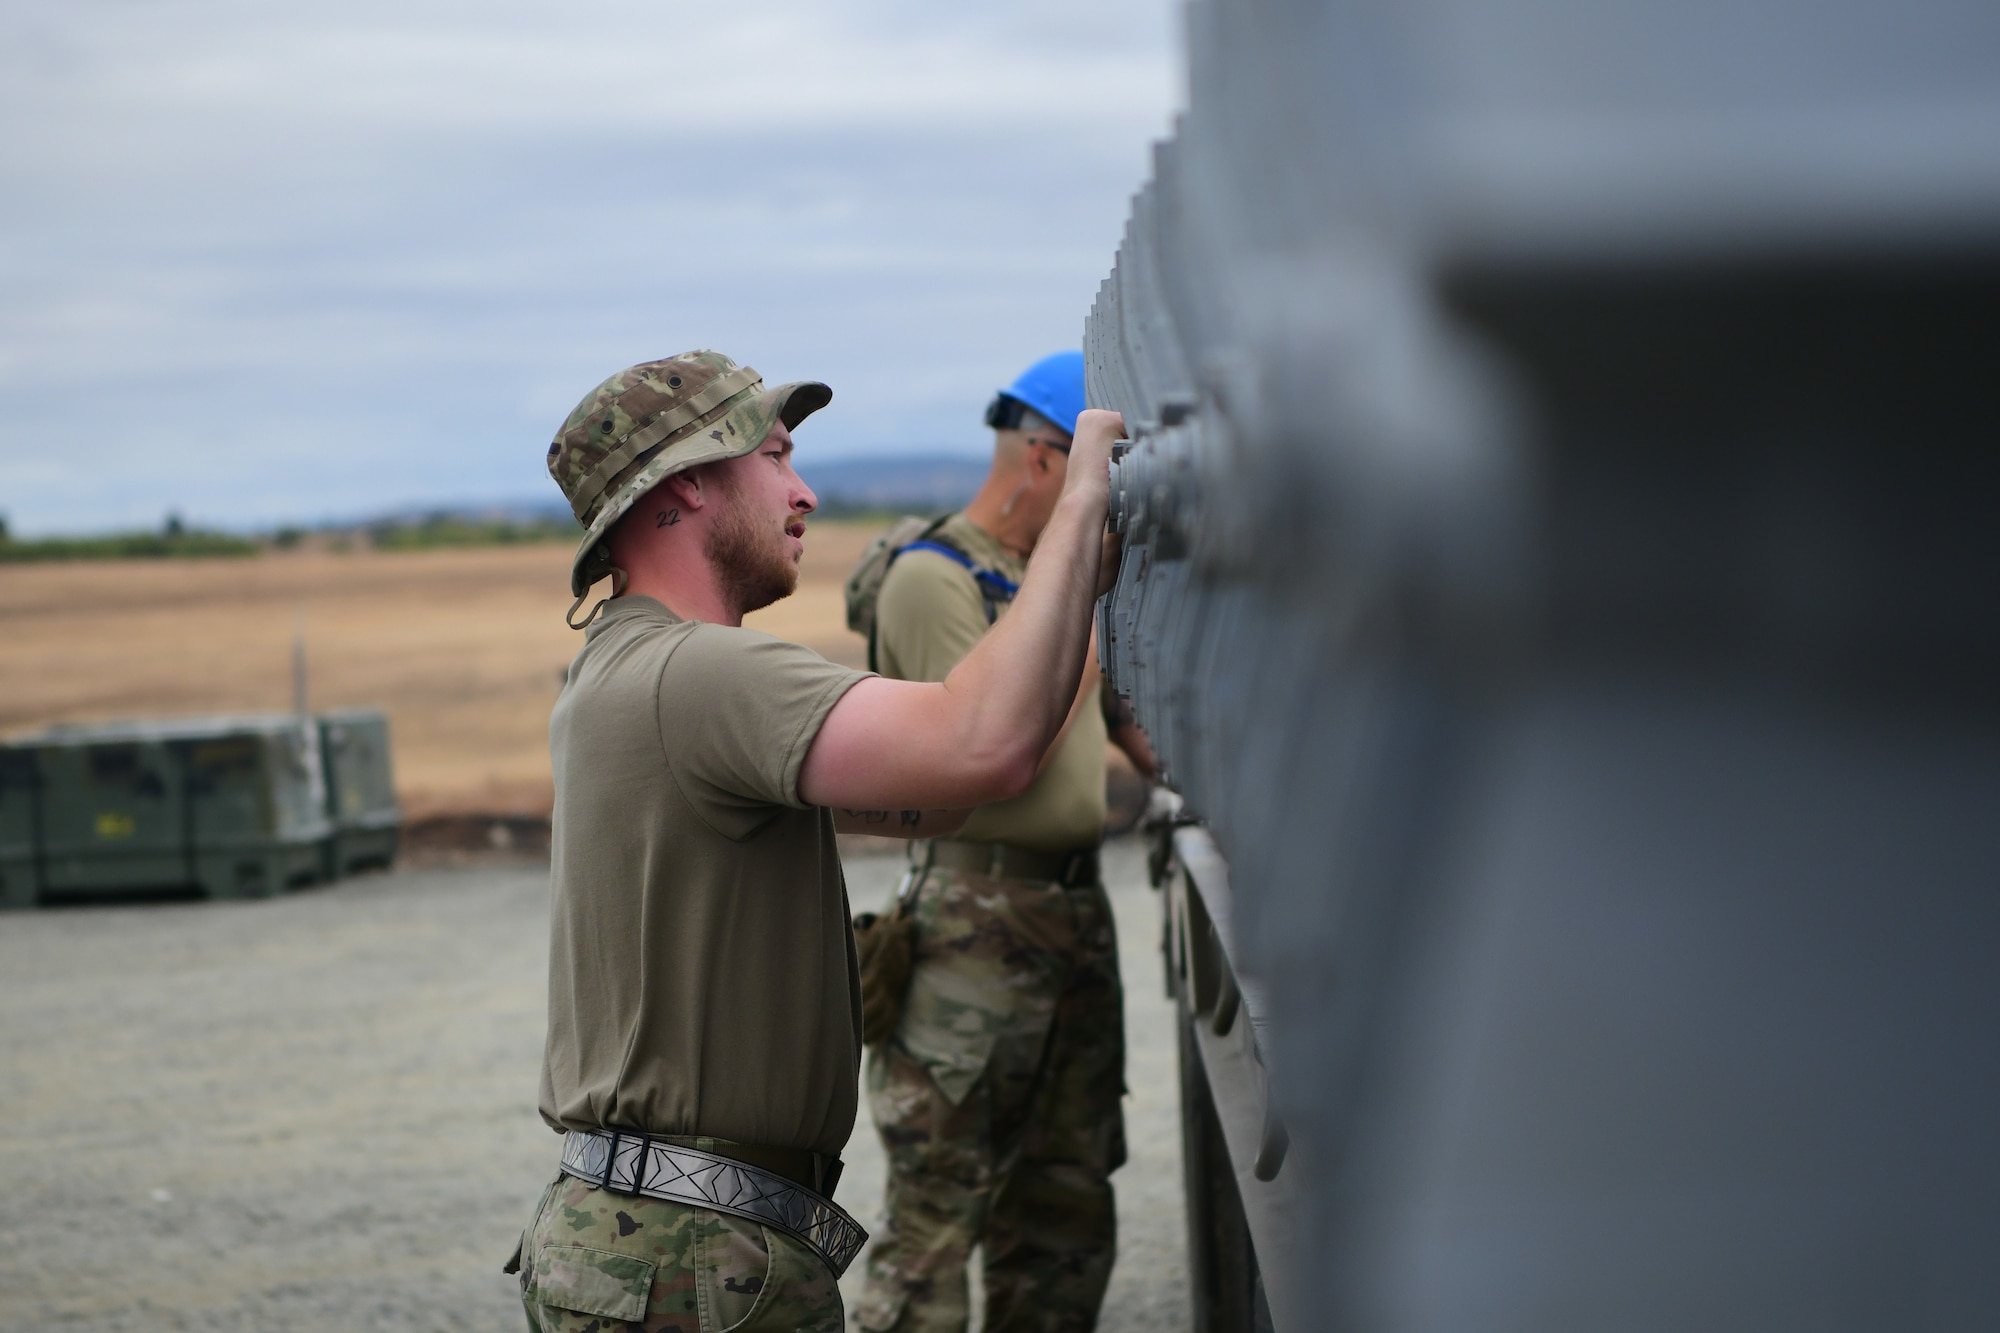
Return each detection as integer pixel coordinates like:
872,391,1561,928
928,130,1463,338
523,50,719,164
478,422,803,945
896,540,1020,604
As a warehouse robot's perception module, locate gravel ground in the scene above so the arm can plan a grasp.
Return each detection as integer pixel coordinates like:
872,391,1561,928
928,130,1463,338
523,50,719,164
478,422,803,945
0,839,1188,1331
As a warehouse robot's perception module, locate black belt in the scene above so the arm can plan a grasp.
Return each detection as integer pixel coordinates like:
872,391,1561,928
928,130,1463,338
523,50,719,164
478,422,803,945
558,1129,866,1277
657,1135,839,1195
930,838,1099,886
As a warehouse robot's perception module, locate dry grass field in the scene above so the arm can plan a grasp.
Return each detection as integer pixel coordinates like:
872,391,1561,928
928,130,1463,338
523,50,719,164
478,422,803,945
0,522,886,817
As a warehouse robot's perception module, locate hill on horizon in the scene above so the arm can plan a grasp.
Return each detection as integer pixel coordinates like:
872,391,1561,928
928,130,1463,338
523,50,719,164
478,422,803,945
2,454,994,547
352,453,987,528
794,452,987,515
444,453,988,522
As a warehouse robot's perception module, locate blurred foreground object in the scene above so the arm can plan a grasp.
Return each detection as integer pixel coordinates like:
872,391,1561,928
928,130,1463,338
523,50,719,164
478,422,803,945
0,710,401,907
1087,0,2000,1327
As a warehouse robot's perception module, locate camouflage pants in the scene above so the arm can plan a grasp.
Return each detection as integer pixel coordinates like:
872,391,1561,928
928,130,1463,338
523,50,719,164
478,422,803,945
510,1170,844,1332
855,868,1126,1333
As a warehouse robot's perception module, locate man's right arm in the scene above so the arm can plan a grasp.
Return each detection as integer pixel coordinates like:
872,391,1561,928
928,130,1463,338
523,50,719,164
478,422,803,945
798,409,1124,813
877,540,1098,783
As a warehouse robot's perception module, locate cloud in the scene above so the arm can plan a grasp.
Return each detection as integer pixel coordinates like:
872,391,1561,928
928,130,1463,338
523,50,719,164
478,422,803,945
0,0,1177,534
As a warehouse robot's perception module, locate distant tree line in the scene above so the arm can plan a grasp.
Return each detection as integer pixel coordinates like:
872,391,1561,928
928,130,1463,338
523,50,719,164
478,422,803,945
365,512,581,551
0,512,257,563
0,502,910,564
0,509,584,562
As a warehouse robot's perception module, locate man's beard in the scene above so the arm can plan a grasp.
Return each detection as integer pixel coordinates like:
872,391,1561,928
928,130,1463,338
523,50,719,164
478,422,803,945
704,481,799,615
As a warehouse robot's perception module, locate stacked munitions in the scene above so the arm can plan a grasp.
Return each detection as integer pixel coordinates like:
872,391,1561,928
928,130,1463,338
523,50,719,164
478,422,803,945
0,709,400,909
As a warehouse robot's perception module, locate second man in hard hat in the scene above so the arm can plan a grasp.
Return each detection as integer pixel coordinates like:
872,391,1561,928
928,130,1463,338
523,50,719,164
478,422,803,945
855,350,1155,1333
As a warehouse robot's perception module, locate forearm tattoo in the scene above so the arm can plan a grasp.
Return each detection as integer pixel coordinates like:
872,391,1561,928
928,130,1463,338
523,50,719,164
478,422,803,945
841,809,927,827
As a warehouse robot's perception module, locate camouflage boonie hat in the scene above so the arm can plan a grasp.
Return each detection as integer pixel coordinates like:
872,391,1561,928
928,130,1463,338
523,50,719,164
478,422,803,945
548,350,831,613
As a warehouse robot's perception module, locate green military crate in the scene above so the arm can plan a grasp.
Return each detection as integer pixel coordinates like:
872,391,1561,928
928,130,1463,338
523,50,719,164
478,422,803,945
13,715,334,902
0,860,29,911
318,708,401,876
180,721,333,900
32,732,189,897
0,746,38,909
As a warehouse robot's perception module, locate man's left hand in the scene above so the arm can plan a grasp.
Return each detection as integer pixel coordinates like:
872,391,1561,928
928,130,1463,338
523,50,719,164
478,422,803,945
1096,531,1123,599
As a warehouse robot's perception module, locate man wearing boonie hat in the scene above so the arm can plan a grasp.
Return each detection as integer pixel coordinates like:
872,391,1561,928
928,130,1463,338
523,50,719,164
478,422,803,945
504,349,1125,1333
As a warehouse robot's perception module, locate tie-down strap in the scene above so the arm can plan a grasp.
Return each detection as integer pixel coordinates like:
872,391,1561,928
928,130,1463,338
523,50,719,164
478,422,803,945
558,1128,868,1278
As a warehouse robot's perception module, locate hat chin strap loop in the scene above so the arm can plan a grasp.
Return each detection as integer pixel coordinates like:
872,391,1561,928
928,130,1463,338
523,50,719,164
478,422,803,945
564,565,629,631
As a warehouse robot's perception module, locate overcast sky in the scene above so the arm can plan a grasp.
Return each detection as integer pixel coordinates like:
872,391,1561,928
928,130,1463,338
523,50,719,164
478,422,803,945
0,0,1177,535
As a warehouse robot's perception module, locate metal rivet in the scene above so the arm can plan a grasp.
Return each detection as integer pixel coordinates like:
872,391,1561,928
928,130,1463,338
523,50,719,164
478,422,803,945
600,418,614,433
668,376,683,388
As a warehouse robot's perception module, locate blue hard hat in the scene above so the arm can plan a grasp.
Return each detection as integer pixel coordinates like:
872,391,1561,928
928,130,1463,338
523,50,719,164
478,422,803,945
987,350,1086,436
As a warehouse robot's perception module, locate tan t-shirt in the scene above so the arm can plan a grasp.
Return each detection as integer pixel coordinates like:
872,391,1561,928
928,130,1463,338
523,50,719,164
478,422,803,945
539,595,870,1155
875,513,1108,851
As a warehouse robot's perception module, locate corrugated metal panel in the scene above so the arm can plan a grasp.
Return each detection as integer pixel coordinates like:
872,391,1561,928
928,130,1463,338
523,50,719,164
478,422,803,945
1088,0,2000,1324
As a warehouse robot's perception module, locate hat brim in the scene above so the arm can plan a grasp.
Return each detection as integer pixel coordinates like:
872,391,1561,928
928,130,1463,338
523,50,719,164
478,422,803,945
568,378,831,597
